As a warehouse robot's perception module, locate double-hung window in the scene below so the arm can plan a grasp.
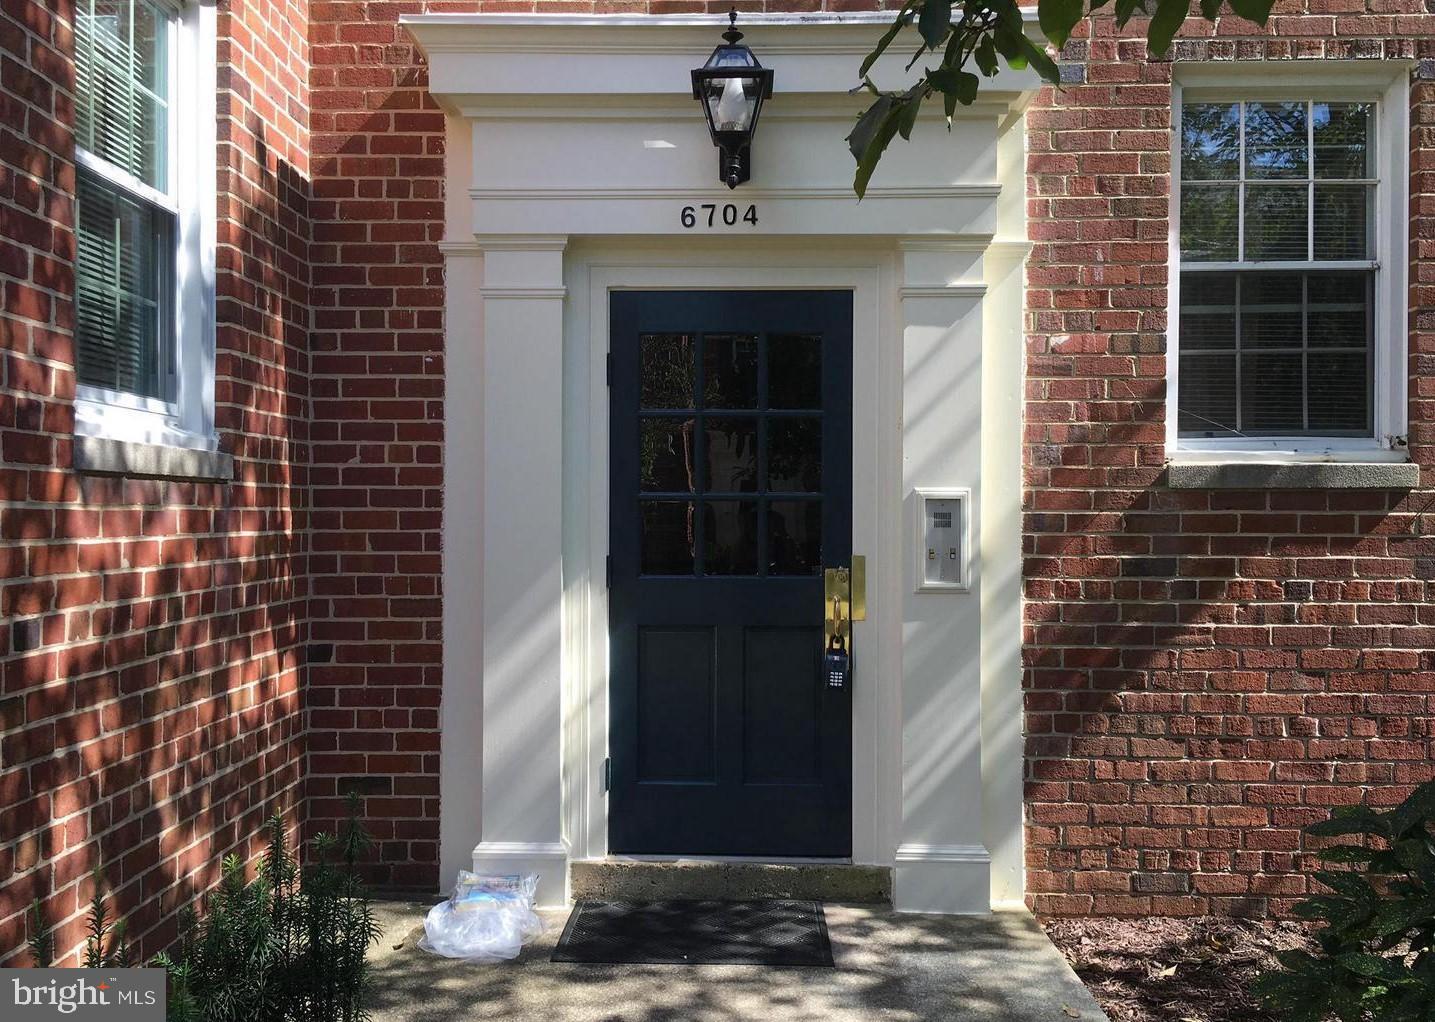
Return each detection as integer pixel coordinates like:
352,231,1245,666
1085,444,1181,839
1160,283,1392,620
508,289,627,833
73,0,215,449
1171,69,1409,459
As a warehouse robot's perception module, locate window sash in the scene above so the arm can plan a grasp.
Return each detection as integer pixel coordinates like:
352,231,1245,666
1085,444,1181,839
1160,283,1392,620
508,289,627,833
75,164,177,402
1175,95,1385,445
1179,100,1377,267
73,0,179,406
74,0,174,194
1177,269,1374,439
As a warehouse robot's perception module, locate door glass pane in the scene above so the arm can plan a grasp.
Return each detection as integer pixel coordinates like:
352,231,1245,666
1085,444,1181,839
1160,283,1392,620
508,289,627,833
704,419,758,493
768,334,821,409
703,333,758,407
768,501,821,576
1245,101,1308,179
639,418,696,492
640,501,695,575
640,333,696,409
704,501,757,575
767,419,822,493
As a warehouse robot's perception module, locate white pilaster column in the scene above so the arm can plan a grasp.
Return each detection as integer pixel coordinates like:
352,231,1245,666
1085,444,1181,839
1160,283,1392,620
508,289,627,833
468,235,569,906
894,240,991,913
439,241,485,888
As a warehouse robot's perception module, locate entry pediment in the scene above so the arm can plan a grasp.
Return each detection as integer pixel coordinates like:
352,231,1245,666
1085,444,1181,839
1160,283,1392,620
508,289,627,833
403,13,1040,238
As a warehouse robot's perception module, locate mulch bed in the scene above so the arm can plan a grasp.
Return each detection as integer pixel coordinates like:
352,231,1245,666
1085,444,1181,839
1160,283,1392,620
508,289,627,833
1041,916,1316,1022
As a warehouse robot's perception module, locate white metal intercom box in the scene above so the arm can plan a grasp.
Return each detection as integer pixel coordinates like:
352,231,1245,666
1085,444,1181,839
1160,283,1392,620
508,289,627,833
913,487,971,593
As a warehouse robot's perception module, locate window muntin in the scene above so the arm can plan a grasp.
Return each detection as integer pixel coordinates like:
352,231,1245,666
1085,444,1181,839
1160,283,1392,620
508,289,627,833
73,0,177,404
1177,99,1378,440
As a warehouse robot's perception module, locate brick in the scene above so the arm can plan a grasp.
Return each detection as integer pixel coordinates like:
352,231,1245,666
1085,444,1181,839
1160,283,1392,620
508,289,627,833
1025,2,1435,922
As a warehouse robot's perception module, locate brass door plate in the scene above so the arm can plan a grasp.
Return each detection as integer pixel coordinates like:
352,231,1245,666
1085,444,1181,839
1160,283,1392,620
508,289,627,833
824,556,866,646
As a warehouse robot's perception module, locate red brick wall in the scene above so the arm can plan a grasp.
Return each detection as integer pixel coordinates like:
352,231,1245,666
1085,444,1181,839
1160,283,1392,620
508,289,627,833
305,0,447,889
0,0,311,965
1023,7,1435,917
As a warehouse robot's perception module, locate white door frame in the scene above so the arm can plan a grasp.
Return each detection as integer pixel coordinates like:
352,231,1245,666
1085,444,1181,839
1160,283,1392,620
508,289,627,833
563,242,902,868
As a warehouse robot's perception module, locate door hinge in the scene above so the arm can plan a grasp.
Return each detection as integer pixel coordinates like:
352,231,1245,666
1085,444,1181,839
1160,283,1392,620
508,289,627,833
605,554,612,588
602,757,611,793
605,352,612,386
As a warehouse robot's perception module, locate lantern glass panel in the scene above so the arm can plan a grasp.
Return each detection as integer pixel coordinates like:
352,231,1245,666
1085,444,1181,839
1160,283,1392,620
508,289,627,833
702,76,761,133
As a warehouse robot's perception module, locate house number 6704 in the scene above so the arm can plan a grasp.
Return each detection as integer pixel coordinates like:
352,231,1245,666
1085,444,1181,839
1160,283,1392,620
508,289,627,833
680,203,758,228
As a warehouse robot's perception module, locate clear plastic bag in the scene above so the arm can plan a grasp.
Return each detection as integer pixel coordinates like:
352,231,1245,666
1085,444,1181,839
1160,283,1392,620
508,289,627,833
417,872,544,961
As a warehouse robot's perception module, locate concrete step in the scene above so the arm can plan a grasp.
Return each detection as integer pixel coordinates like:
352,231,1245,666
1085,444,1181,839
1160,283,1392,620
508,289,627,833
570,859,892,904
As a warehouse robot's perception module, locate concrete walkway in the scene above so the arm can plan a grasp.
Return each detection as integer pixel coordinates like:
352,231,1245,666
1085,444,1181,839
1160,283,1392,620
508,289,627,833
366,899,1109,1022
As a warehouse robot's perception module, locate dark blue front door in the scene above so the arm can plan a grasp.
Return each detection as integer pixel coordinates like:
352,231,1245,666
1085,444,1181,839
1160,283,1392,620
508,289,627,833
608,290,853,857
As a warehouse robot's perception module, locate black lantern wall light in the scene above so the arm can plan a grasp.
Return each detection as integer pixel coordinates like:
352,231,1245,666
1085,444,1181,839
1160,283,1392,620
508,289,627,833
691,9,773,189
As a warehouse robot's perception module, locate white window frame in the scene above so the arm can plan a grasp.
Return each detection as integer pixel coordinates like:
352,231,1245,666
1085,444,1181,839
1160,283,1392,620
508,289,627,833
73,0,217,453
1167,63,1410,464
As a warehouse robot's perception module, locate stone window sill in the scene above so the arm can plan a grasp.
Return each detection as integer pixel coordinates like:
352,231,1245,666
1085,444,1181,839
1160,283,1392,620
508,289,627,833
73,435,234,482
1166,460,1421,490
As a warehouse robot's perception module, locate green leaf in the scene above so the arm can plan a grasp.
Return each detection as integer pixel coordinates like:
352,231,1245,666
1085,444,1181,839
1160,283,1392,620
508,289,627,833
1199,0,1222,16
860,0,920,79
1315,870,1379,902
1389,782,1435,839
1336,952,1415,985
928,67,981,104
1114,0,1144,24
1226,0,1274,24
1308,806,1392,840
1293,895,1370,928
1146,0,1190,56
846,96,903,198
1037,0,1086,50
1373,897,1435,938
897,93,923,140
918,0,954,50
1017,34,1060,84
1394,837,1435,883
1319,845,1378,865
974,35,998,76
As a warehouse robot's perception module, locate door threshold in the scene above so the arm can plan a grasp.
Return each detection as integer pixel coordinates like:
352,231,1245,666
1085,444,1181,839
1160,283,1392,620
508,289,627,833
601,854,855,866
570,858,892,904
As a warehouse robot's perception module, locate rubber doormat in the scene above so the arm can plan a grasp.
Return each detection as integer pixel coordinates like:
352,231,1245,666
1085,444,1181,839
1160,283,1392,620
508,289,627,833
550,899,834,967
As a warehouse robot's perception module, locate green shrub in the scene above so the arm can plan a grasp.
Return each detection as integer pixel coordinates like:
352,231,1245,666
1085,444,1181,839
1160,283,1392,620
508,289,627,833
30,795,380,1022
158,794,381,1022
1252,780,1435,1022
